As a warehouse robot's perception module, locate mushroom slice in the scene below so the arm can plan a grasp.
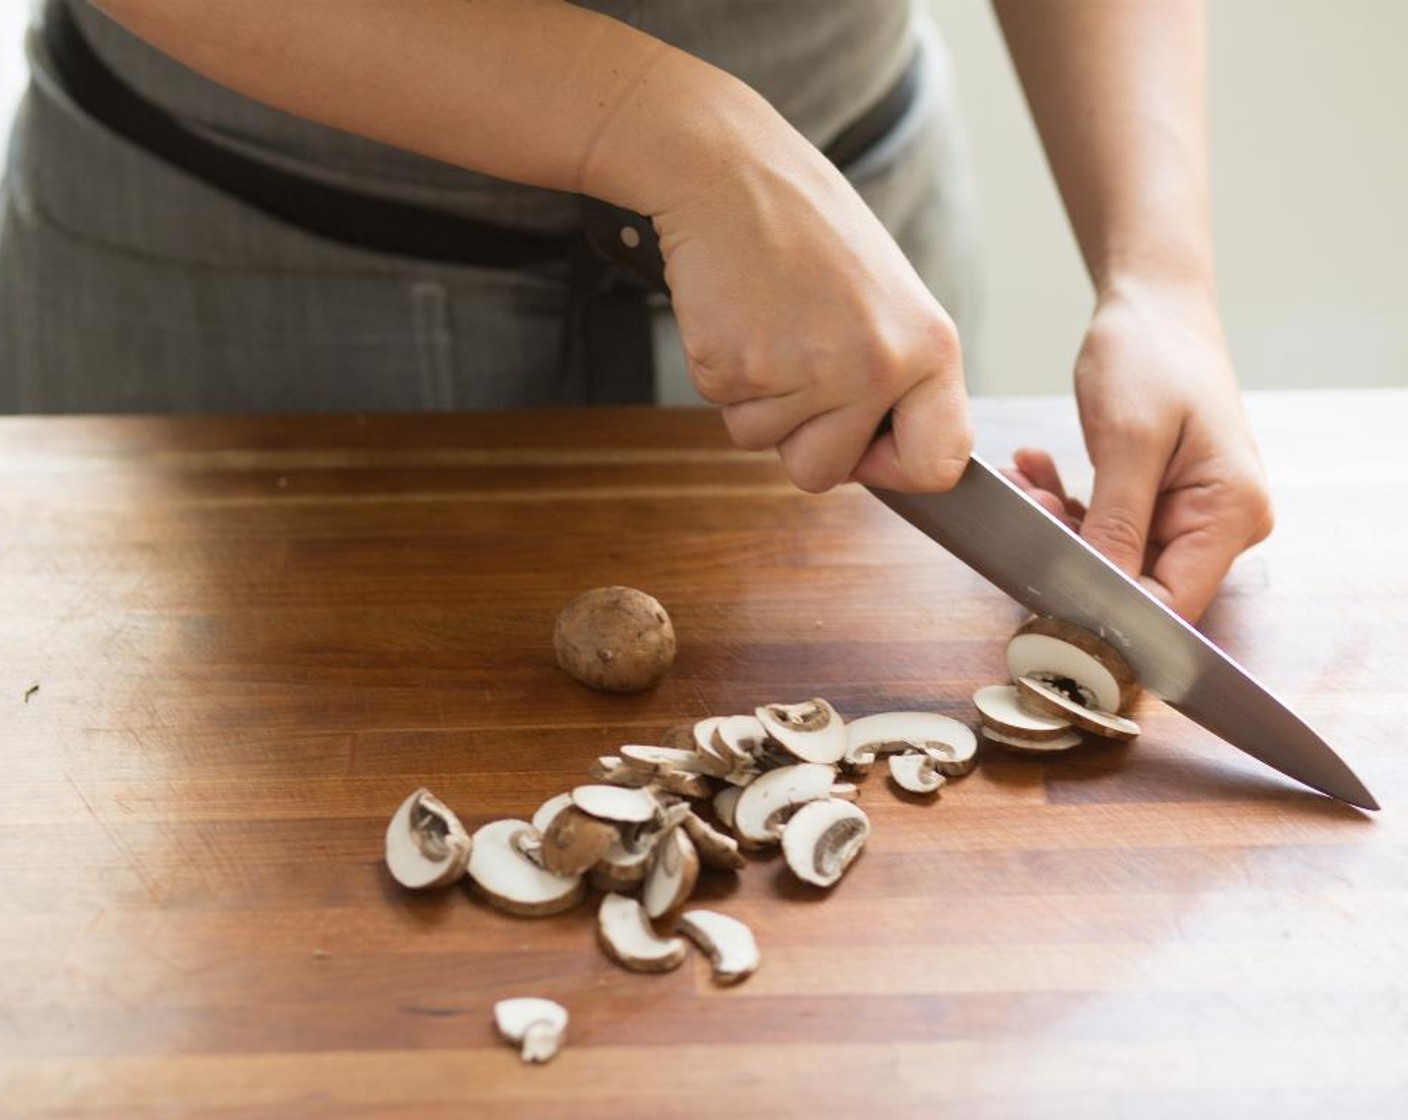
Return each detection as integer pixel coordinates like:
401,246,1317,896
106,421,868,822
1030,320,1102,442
493,997,569,1064
643,827,701,922
620,744,730,777
888,751,947,796
755,699,847,765
598,893,688,973
713,785,743,832
650,769,715,800
539,805,620,876
681,811,746,871
1015,676,1141,741
678,910,760,986
585,755,655,788
711,714,769,764
467,819,585,916
781,799,870,888
571,783,659,824
828,782,860,802
732,763,839,847
982,726,1084,755
530,792,576,836
385,788,473,890
972,684,1074,741
1007,615,1140,714
842,711,978,777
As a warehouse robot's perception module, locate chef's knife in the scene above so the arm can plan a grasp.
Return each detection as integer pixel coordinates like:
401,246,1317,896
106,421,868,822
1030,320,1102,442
869,459,1378,809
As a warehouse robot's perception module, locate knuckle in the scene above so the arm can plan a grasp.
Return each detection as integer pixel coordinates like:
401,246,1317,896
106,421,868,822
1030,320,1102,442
1241,484,1275,545
1085,507,1147,563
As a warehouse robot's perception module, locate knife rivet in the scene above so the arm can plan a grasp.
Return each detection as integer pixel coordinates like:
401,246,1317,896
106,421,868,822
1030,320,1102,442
619,226,642,250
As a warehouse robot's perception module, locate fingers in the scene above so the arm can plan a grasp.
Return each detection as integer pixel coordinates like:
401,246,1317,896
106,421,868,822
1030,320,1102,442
850,373,972,492
1081,439,1171,579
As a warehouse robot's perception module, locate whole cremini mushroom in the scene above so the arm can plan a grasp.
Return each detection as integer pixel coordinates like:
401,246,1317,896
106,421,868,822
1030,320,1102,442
553,585,676,693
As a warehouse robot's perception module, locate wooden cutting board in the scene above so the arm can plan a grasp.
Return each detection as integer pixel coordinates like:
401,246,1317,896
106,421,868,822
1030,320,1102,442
1,393,1404,1119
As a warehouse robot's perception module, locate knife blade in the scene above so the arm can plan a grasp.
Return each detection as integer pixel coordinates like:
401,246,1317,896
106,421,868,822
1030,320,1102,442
868,457,1379,810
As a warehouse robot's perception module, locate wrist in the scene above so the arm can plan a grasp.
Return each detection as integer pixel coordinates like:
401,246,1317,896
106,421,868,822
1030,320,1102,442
578,44,790,215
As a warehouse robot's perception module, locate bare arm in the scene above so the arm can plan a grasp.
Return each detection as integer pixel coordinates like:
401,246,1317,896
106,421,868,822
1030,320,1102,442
92,0,972,494
994,0,1272,620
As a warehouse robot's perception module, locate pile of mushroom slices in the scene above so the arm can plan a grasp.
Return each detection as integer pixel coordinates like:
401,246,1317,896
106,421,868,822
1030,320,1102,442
384,699,978,989
971,616,1143,754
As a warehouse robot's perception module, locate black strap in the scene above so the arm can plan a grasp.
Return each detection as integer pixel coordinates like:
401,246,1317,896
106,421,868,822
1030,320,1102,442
42,2,573,269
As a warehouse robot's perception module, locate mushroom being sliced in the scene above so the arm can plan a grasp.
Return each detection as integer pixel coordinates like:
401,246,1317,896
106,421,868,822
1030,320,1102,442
842,711,978,777
678,910,759,985
598,893,688,973
888,751,947,796
493,997,569,1064
972,684,1074,741
467,819,586,917
571,784,659,824
1007,615,1139,714
781,799,870,888
385,788,472,890
755,699,847,765
732,763,839,847
982,726,1084,754
1016,676,1141,741
539,805,620,876
643,827,701,922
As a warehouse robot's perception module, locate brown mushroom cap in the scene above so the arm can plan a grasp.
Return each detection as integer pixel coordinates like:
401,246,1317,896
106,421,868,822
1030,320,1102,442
553,585,676,693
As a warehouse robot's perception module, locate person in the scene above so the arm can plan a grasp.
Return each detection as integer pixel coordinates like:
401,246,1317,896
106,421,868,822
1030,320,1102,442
0,0,1272,621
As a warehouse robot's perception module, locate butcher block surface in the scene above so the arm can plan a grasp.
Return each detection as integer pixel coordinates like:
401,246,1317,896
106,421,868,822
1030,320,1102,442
1,391,1404,1119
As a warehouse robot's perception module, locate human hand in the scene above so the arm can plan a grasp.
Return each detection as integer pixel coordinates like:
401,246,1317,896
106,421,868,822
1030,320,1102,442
649,113,971,494
1006,284,1273,622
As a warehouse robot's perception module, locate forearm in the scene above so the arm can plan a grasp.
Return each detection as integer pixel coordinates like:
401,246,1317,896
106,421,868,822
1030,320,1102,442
91,0,773,213
992,0,1215,298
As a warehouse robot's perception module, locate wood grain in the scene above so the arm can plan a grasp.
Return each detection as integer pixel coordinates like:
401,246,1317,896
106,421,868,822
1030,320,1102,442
2,392,1405,1118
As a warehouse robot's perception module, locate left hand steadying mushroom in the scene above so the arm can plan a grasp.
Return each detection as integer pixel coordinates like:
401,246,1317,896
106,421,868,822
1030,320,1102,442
1003,283,1274,623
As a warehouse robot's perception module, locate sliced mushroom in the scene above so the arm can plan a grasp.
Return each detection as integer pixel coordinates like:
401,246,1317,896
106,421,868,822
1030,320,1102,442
1015,676,1141,741
713,785,743,832
1007,615,1139,714
711,714,769,764
585,755,654,788
589,803,691,892
385,788,472,890
842,711,978,777
972,683,1074,741
678,910,759,985
530,792,576,836
755,699,847,765
597,892,688,973
732,762,839,847
467,819,585,916
493,997,568,1064
571,783,659,824
539,805,620,876
681,811,746,871
650,768,715,800
828,782,860,802
888,751,947,796
781,799,870,888
620,743,730,778
982,726,1084,754
643,827,700,922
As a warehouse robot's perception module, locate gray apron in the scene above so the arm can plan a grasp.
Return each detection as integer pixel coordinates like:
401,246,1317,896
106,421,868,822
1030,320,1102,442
0,1,979,413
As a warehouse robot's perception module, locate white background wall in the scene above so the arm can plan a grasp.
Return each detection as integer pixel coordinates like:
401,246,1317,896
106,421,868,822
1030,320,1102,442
1,1,1404,395
930,0,1408,394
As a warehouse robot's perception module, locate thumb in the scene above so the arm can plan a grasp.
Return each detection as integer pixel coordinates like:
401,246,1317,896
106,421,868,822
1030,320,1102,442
1081,446,1165,579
